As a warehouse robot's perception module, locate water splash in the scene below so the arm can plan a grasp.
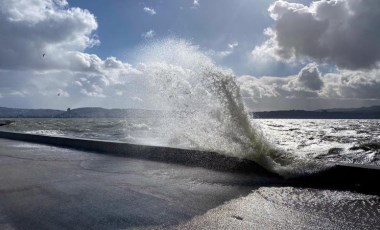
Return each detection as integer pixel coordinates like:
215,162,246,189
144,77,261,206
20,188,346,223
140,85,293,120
137,38,324,176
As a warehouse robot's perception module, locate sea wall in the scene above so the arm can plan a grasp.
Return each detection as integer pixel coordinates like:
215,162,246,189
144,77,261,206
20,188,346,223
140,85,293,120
0,130,379,194
0,130,272,175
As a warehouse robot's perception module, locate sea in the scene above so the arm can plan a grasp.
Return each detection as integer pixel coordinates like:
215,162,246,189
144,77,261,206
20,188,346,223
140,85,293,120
1,118,379,168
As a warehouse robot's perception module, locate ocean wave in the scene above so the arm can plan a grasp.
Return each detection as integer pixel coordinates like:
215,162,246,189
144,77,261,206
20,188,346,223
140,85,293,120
137,38,321,177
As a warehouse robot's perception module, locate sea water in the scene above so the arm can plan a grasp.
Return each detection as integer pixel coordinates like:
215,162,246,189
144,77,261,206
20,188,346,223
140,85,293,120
1,118,379,167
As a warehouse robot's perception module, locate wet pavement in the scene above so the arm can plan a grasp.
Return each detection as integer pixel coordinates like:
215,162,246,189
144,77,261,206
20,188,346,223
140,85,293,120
0,138,265,229
0,138,379,230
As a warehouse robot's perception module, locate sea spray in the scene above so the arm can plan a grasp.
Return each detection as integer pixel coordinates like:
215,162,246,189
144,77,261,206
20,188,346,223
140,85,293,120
137,39,324,176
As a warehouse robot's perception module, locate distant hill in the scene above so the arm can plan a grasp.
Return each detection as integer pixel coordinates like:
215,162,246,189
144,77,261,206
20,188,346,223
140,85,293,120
1,106,380,119
0,107,159,118
0,107,64,118
253,106,380,119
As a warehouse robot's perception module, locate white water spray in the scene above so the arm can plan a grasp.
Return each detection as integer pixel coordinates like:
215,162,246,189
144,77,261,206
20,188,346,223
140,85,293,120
137,39,323,176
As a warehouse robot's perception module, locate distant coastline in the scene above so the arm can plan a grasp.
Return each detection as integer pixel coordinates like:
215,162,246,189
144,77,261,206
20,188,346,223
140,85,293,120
0,107,158,118
252,106,380,119
1,106,380,119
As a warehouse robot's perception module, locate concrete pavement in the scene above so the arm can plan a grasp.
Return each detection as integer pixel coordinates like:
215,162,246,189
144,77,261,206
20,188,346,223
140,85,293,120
0,138,379,229
0,138,268,229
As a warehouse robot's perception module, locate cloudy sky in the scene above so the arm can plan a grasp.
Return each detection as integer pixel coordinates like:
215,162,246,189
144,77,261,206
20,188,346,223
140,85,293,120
0,0,380,111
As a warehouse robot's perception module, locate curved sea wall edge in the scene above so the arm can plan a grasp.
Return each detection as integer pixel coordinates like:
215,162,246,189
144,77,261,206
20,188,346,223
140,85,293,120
0,130,274,175
0,130,379,195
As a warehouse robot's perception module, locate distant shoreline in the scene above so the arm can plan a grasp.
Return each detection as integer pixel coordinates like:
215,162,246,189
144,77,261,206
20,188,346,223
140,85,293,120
1,106,380,119
252,110,380,119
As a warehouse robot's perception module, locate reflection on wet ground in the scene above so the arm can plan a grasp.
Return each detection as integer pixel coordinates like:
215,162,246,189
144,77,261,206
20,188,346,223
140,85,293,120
0,138,379,229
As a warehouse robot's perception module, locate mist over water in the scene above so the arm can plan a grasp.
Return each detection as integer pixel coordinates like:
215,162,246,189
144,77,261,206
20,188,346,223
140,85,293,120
137,39,322,176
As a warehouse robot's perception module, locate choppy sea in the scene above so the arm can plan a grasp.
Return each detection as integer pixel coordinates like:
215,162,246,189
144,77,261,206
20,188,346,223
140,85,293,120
1,118,379,167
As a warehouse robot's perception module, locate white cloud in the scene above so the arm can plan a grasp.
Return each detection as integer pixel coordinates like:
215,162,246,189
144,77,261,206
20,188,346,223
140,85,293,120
321,69,380,100
0,0,142,107
143,7,156,15
56,89,69,97
238,63,380,111
141,30,155,39
253,0,380,70
115,90,123,96
1,0,379,112
239,64,321,101
251,28,291,64
0,0,99,71
217,42,239,58
80,86,105,98
0,0,140,78
228,42,238,49
10,91,27,97
248,0,380,110
193,0,200,7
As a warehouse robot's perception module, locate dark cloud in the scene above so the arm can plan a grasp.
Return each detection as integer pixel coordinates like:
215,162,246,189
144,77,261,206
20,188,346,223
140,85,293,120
296,63,323,91
254,0,380,70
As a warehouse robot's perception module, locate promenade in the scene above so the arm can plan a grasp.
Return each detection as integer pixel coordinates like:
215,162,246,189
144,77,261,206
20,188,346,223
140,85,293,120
0,138,265,229
0,137,379,229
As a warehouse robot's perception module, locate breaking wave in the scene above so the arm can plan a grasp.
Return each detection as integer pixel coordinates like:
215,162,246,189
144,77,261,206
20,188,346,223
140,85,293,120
137,39,323,176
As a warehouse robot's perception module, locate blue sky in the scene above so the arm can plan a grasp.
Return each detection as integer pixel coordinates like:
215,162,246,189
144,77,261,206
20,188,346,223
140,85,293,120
1,0,380,110
68,0,310,76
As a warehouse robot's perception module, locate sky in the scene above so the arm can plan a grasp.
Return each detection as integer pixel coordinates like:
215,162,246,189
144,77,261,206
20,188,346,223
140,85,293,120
0,0,380,111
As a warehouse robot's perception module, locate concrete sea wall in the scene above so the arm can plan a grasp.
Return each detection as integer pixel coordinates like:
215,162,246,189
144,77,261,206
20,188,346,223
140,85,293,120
0,130,272,175
0,130,379,195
